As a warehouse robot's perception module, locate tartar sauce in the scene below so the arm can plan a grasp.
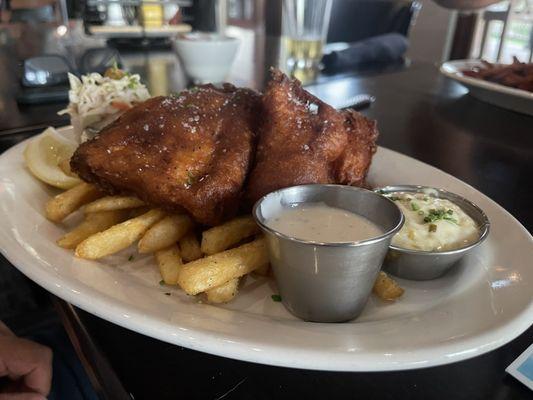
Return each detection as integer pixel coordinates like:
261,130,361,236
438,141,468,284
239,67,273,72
385,192,479,251
266,202,383,243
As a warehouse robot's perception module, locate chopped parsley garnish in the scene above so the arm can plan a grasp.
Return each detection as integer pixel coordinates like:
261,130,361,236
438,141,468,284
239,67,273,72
185,170,196,186
428,223,437,233
127,77,138,89
423,208,458,224
411,202,420,211
159,280,165,286
128,254,134,261
271,294,282,302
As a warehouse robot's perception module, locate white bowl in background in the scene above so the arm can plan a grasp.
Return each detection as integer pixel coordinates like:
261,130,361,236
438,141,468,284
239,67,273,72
174,32,240,84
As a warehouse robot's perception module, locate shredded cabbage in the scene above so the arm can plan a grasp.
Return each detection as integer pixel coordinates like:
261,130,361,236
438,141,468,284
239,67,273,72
58,71,150,142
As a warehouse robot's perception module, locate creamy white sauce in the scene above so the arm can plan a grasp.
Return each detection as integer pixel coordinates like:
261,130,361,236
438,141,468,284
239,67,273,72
266,202,383,243
387,192,479,251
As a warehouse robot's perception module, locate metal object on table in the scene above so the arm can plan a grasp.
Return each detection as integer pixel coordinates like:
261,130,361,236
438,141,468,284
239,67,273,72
23,48,122,88
336,94,375,111
376,185,490,281
22,55,73,87
253,184,404,323
18,48,124,105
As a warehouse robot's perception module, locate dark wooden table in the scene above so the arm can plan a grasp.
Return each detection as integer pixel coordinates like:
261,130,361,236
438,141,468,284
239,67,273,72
0,22,532,400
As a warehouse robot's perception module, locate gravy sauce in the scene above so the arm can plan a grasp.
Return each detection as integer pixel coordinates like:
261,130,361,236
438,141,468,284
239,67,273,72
266,202,383,243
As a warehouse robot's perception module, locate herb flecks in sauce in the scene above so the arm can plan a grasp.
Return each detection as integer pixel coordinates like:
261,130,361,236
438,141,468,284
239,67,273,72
383,191,479,251
423,208,458,225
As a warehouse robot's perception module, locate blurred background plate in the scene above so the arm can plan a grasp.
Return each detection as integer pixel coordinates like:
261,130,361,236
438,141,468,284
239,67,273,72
440,59,533,116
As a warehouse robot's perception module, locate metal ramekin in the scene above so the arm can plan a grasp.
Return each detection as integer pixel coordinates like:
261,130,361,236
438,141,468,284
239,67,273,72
375,185,490,281
253,184,404,323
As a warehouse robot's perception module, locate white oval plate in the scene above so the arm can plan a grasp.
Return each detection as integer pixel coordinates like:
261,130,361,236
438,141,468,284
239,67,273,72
1,127,532,371
440,59,533,116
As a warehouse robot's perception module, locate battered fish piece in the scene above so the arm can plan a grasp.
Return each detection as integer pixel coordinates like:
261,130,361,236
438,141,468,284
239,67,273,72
246,69,377,203
71,85,261,226
335,109,378,187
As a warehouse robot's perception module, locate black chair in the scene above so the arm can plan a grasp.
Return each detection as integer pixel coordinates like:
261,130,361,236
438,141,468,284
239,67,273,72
327,0,421,44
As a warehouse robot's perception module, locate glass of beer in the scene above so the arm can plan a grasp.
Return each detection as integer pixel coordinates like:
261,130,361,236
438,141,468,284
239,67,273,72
282,0,333,81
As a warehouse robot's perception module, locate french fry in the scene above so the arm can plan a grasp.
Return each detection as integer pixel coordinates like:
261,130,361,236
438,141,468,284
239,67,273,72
57,210,128,249
138,214,192,254
373,271,404,301
46,183,102,222
84,196,145,213
155,245,183,285
75,209,165,259
206,278,239,303
178,238,268,295
195,218,261,302
201,216,259,255
179,232,203,262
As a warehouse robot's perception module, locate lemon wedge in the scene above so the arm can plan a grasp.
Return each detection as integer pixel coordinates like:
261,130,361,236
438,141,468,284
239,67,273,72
24,127,82,189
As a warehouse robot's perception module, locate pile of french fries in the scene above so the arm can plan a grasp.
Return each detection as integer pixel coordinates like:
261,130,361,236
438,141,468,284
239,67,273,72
45,182,404,304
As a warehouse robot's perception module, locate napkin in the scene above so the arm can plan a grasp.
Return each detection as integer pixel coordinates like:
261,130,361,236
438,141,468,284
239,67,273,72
322,33,409,73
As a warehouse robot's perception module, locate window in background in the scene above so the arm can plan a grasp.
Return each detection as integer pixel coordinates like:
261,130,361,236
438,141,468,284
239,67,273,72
471,0,532,62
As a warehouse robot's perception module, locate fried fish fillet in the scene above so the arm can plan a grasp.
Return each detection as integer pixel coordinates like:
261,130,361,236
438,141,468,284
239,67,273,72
334,109,378,187
71,85,261,226
246,69,378,203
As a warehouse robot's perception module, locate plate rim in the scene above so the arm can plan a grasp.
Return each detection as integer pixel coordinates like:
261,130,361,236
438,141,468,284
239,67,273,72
1,129,532,372
439,59,533,100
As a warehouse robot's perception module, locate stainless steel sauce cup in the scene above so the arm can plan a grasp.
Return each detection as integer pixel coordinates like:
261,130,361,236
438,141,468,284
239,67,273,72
375,185,490,281
253,184,404,323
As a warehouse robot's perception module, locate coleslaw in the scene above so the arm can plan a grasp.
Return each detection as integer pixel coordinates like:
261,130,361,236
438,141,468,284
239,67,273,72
59,68,150,142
